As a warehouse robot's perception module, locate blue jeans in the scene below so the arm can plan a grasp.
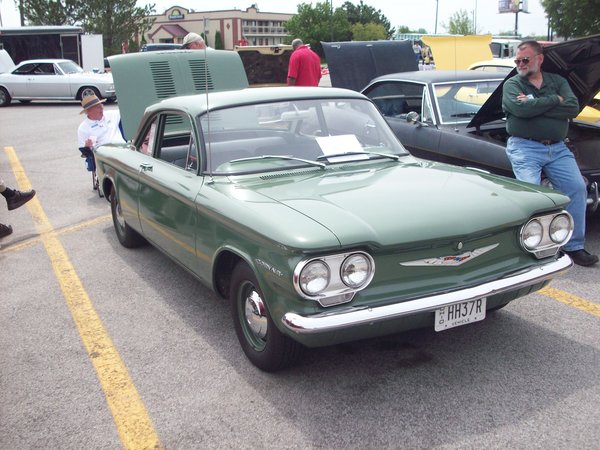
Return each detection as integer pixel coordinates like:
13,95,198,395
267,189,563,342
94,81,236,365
506,136,586,251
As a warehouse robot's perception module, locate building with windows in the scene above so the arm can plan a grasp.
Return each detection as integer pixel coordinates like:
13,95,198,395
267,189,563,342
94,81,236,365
143,4,294,50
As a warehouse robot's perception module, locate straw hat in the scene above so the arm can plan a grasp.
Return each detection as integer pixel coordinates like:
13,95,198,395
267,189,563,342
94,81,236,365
80,94,106,114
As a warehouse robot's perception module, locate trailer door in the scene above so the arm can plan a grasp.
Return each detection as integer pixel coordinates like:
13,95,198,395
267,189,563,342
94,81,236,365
60,34,80,65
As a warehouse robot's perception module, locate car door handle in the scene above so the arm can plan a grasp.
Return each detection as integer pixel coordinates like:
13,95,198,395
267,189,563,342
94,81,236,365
139,163,153,172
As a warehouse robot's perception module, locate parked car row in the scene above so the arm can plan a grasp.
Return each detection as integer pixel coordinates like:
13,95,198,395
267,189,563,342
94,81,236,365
92,49,575,371
5,35,597,370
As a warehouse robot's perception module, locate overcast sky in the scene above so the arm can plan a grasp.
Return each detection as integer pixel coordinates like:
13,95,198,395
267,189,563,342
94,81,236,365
1,0,551,37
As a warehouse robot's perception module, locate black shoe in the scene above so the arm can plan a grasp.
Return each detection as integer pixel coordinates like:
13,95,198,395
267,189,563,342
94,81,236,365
564,249,599,267
6,189,35,211
0,223,13,238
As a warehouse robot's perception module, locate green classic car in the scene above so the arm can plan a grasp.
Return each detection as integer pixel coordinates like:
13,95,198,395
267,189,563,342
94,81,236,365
96,50,573,371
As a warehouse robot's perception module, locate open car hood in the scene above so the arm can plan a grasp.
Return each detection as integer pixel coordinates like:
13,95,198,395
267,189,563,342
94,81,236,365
108,50,248,140
234,45,292,86
468,34,600,128
421,35,494,70
322,40,418,92
0,49,16,73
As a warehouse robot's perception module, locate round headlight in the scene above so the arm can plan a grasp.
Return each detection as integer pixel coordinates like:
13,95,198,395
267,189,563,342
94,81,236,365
299,260,330,295
341,254,372,288
522,219,543,249
550,214,572,244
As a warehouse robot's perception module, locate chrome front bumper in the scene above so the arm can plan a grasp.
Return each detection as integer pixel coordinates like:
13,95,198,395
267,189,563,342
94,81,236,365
282,254,572,335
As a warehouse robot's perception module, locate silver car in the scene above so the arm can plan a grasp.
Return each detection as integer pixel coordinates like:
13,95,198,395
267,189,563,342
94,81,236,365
0,58,116,106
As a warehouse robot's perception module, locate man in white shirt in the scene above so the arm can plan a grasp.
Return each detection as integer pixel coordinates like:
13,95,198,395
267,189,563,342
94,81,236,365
77,94,125,151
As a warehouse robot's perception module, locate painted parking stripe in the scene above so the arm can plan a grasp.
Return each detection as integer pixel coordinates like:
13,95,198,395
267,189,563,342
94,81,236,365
4,146,162,449
540,286,600,317
0,214,111,253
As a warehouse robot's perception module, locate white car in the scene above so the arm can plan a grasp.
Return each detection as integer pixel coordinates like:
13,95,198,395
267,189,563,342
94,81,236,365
0,58,116,106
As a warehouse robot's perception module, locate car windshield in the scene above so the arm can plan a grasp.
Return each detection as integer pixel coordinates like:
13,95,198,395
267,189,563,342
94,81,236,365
433,79,503,124
57,61,83,74
199,98,408,174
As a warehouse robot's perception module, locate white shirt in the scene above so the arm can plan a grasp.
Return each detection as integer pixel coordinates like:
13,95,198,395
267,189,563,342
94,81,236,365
77,110,126,148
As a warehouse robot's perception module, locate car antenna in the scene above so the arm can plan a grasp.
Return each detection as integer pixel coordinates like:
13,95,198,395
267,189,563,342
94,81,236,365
203,17,214,183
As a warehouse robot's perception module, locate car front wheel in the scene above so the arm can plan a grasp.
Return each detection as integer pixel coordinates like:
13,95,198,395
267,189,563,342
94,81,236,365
230,261,303,371
0,87,11,106
110,187,146,248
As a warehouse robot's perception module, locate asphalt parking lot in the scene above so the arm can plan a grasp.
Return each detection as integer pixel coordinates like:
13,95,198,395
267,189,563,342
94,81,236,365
1,102,599,449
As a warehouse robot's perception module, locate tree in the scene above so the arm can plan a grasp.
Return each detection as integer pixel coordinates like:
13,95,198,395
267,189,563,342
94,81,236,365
20,0,156,56
541,0,600,38
351,22,387,41
443,9,475,35
284,2,351,57
214,30,224,50
20,0,81,25
341,0,394,38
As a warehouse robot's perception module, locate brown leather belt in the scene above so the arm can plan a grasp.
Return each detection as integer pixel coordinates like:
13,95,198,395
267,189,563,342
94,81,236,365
526,138,561,145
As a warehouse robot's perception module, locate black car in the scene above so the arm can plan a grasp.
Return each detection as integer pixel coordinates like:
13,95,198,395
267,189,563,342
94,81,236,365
354,35,600,211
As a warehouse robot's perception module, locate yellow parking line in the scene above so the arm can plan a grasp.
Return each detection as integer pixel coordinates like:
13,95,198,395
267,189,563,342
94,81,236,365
540,286,600,318
0,214,112,253
4,146,162,450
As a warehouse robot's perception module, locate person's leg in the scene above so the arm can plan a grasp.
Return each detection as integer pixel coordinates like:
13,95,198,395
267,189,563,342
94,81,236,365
0,180,36,211
0,178,11,238
505,137,545,184
543,143,587,251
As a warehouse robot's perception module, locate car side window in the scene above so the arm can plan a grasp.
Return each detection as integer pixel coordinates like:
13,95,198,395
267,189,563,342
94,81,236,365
34,63,56,75
421,90,435,123
13,63,36,75
364,81,424,119
155,113,198,172
139,121,157,156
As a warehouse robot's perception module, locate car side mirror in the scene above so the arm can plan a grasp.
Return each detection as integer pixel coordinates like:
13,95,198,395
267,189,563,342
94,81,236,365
406,111,428,128
406,111,420,123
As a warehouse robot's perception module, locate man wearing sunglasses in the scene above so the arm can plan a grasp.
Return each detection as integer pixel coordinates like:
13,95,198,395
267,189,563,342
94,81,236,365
502,40,597,267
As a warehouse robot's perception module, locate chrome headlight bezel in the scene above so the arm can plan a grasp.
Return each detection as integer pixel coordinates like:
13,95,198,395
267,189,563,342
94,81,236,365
294,251,375,307
522,219,543,250
297,260,330,296
340,253,373,289
520,211,573,258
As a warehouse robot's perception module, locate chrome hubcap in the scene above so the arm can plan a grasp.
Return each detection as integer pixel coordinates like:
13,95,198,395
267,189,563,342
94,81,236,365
115,198,125,229
244,289,268,339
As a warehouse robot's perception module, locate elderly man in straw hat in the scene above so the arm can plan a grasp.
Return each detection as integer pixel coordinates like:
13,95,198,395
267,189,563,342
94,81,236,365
77,94,125,154
182,32,211,50
77,94,125,180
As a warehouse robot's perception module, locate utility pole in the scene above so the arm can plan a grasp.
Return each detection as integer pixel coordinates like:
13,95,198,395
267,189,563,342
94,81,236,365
330,0,333,41
514,0,522,37
434,0,439,34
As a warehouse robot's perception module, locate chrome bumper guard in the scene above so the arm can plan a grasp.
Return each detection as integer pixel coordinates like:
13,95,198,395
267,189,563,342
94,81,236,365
282,254,572,335
587,181,599,212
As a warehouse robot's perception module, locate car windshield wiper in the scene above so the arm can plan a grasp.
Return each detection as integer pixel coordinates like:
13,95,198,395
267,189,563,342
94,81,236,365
316,151,403,162
229,154,326,168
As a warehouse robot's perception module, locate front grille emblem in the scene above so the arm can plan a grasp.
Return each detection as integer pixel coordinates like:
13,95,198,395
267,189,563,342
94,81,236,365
399,243,499,267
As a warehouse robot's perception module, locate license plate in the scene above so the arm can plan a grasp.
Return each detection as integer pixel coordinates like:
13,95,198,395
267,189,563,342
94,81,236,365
435,298,486,331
